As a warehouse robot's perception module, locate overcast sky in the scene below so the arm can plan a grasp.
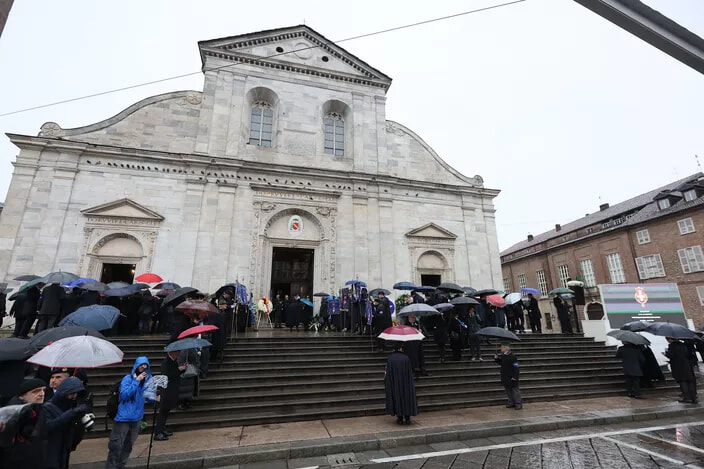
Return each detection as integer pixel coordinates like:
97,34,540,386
0,0,701,252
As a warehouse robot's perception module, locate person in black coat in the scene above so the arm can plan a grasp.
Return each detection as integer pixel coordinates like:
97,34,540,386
60,288,81,322
467,307,483,361
665,338,698,403
431,313,449,363
18,286,40,338
154,351,185,441
448,311,466,361
495,343,522,409
0,379,46,469
524,294,542,333
404,314,427,377
640,345,665,388
384,343,418,425
37,283,66,332
78,289,101,308
9,293,26,338
285,296,302,331
553,296,572,334
616,342,645,398
272,294,283,328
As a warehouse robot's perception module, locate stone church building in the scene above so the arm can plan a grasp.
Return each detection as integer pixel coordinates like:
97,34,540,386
0,25,502,298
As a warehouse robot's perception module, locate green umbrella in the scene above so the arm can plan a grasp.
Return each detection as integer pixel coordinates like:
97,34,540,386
549,288,573,295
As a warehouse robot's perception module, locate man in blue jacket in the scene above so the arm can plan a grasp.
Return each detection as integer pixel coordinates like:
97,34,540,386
105,357,152,469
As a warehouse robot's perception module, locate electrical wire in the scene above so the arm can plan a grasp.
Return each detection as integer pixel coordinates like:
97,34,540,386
0,0,527,118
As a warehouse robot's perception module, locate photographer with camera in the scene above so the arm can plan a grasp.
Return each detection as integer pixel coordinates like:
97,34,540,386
106,357,153,469
40,376,91,469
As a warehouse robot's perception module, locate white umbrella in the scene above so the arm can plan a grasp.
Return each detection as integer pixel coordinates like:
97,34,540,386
27,335,124,368
505,292,522,305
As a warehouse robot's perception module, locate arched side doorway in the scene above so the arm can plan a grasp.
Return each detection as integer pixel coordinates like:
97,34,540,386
414,250,451,287
85,233,147,283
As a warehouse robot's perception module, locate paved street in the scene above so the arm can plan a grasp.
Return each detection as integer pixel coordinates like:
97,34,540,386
265,420,704,469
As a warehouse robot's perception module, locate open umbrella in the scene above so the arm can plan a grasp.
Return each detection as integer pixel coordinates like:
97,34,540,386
451,296,480,306
520,287,541,296
393,282,417,291
107,281,130,289
164,287,199,306
59,305,121,330
78,281,108,292
175,300,217,318
178,325,219,339
412,286,436,293
485,294,507,308
645,322,700,340
13,274,40,282
0,338,33,362
103,286,134,297
300,298,314,307
475,289,498,296
2,287,13,295
378,325,425,342
17,277,45,294
461,287,477,296
433,303,454,311
368,288,391,296
64,278,97,287
313,292,331,297
437,282,464,293
607,330,650,345
345,280,367,287
27,335,123,368
620,321,651,332
504,293,522,305
397,303,439,317
42,271,79,285
135,273,163,283
28,326,106,352
567,280,584,288
164,337,212,352
477,327,520,341
154,282,180,290
548,288,573,295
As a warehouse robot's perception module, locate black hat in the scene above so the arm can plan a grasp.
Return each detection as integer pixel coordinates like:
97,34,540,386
18,378,46,396
50,367,74,376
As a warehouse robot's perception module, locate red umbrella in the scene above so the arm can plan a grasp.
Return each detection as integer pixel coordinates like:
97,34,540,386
135,273,163,283
486,294,507,308
175,300,218,319
378,325,425,342
178,324,219,339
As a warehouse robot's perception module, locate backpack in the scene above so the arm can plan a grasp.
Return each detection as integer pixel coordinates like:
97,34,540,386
104,379,122,429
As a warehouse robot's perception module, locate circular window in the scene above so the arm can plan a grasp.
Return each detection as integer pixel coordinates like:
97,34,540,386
276,46,284,53
321,56,329,62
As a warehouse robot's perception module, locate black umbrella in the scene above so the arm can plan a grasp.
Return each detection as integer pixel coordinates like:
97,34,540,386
393,281,417,291
475,289,498,296
620,321,650,332
213,284,235,299
607,329,650,345
369,288,391,296
645,322,700,340
103,286,134,297
79,281,108,292
107,281,130,289
164,287,199,306
313,292,331,297
0,338,33,362
437,282,464,293
462,286,478,296
154,282,181,290
128,283,150,293
13,274,40,281
412,286,436,293
477,327,520,341
451,296,480,305
433,303,454,311
27,326,105,353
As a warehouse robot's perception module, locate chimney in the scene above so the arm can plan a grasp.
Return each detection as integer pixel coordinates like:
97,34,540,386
599,203,610,211
555,224,561,232
527,234,534,242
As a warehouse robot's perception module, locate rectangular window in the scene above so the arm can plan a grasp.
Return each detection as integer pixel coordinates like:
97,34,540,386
635,254,666,279
503,278,510,292
518,274,527,292
678,218,695,235
684,189,697,202
698,286,704,306
601,221,610,229
536,270,548,295
557,264,570,288
613,218,623,226
636,229,650,244
606,253,626,283
658,198,671,210
579,259,597,287
678,246,704,273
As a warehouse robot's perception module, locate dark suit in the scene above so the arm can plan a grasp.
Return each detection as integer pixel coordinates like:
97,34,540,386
37,284,66,332
666,340,698,402
155,355,181,435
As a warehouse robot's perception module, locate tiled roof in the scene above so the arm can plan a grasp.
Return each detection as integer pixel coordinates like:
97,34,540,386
500,172,704,257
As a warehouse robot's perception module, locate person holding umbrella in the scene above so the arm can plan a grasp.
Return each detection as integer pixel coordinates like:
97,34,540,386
494,343,522,410
155,351,186,441
615,340,645,399
37,282,66,333
448,310,466,361
524,294,542,333
384,342,418,425
553,296,572,334
403,313,428,377
665,337,698,404
105,357,153,468
467,307,483,361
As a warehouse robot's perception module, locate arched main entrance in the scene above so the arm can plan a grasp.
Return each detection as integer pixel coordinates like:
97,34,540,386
415,250,449,287
86,233,146,283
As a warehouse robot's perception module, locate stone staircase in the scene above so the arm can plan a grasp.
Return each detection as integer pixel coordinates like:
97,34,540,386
84,332,667,437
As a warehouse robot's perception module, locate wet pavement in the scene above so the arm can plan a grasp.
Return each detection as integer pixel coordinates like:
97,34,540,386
270,421,704,469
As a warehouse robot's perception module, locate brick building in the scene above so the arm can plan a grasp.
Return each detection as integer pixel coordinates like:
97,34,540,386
500,173,704,330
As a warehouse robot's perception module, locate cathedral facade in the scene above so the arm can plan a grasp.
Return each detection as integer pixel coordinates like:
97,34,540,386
0,25,502,298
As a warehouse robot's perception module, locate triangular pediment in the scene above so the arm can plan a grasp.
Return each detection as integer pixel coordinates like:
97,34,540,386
81,198,164,221
406,223,457,239
199,25,392,90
